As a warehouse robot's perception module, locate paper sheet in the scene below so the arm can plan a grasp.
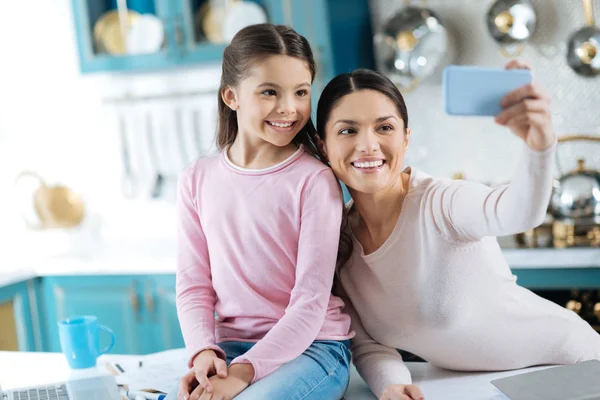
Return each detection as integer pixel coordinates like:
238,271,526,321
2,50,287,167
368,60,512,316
102,348,189,394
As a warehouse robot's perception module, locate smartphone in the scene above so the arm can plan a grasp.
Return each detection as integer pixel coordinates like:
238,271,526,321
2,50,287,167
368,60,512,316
443,65,533,116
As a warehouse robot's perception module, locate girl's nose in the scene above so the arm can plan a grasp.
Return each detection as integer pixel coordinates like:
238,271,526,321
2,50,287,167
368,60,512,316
277,96,296,116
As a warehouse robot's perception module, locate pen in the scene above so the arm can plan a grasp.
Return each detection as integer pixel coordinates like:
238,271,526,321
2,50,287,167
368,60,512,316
126,390,166,400
115,363,125,373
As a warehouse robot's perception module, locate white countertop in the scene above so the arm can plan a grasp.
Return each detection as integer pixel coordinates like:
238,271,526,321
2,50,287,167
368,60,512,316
0,350,555,400
0,223,600,287
1,244,599,288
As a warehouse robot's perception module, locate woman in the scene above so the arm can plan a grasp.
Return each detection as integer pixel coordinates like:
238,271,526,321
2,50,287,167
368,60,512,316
315,61,600,400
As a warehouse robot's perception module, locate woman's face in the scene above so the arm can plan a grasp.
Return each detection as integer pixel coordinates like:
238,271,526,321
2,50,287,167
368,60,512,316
321,89,410,195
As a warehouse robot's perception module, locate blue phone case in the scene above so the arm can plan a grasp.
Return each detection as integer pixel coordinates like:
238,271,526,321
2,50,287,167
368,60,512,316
443,65,533,116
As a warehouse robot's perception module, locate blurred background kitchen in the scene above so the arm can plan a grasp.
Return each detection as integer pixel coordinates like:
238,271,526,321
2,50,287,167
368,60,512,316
0,0,599,356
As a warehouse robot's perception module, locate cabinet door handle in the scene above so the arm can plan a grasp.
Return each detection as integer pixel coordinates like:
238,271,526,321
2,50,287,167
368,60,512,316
130,287,140,316
145,289,155,315
175,15,184,46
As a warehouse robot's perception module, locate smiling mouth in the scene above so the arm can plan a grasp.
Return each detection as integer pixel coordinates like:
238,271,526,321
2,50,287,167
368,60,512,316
351,160,386,170
266,121,297,129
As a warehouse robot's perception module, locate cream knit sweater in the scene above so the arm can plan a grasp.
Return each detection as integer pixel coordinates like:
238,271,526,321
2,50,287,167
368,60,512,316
339,142,600,397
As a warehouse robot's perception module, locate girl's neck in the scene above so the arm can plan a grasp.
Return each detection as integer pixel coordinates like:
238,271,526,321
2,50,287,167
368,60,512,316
228,133,298,169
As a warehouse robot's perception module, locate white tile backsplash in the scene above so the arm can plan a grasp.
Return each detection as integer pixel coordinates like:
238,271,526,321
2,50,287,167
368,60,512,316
369,0,600,184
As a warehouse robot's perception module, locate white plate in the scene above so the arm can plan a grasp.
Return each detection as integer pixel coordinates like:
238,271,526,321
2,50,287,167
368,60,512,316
222,1,268,43
126,14,165,54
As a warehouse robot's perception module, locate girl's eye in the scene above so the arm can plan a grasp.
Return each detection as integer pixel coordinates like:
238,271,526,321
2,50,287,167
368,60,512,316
261,89,277,96
339,128,357,135
379,124,394,132
296,89,309,97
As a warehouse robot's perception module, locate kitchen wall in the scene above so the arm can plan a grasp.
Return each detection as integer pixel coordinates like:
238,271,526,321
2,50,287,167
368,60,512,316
1,0,599,255
0,1,220,254
370,0,600,184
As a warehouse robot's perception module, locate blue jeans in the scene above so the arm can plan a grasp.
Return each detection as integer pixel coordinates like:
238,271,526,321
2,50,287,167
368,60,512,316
220,340,351,400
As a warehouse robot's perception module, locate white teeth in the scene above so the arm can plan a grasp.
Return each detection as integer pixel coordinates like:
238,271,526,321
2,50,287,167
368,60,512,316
269,121,293,128
353,160,383,168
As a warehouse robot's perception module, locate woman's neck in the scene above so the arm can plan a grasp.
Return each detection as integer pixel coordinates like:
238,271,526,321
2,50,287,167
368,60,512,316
228,132,298,169
349,171,410,252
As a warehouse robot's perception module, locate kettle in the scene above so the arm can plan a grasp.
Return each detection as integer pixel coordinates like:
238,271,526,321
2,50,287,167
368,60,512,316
15,171,85,229
550,135,600,225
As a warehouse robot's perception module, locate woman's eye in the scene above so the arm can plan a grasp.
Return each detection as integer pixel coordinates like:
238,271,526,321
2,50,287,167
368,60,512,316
339,128,357,135
379,124,394,132
296,89,309,97
261,89,277,96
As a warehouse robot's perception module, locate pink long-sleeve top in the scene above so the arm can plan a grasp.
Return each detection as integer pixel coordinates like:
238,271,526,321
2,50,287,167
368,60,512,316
176,145,353,383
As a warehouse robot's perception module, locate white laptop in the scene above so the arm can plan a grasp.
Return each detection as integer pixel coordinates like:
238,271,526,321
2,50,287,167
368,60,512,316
1,375,121,400
491,360,600,400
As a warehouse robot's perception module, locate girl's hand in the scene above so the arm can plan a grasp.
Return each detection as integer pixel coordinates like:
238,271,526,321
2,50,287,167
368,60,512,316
380,384,425,400
178,350,228,399
494,60,555,152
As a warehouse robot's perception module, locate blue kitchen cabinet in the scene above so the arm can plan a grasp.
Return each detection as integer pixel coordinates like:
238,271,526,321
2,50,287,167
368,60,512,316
71,0,179,73
150,275,185,350
71,0,375,75
0,280,41,352
287,0,375,105
176,0,281,67
40,276,153,355
71,0,282,73
40,275,184,355
511,268,600,290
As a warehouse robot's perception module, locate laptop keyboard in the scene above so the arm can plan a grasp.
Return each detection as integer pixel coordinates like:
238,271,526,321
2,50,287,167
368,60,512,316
11,384,69,400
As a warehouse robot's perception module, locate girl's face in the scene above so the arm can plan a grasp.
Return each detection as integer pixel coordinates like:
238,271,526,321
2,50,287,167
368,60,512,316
321,89,410,195
223,55,312,148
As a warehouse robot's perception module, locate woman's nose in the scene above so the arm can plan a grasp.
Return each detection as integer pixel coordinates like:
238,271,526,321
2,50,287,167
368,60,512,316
356,129,380,153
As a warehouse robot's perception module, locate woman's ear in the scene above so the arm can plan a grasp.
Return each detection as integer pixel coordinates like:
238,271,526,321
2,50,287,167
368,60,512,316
314,134,328,160
404,127,411,150
221,87,238,111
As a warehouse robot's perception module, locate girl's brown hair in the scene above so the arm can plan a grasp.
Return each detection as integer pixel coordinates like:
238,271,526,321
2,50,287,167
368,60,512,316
216,23,320,157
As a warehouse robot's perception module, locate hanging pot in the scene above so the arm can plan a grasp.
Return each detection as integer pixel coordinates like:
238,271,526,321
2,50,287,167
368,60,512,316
486,0,536,57
374,1,454,91
567,0,600,77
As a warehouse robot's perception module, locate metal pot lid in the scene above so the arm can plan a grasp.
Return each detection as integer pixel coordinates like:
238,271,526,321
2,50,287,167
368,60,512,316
375,6,453,85
567,0,600,76
567,27,600,74
486,0,537,44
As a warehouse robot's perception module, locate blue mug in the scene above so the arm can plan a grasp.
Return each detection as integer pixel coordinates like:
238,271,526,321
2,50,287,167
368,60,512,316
58,315,115,369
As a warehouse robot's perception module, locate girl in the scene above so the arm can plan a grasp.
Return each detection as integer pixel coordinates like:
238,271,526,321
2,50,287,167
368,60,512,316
175,24,353,400
316,63,600,400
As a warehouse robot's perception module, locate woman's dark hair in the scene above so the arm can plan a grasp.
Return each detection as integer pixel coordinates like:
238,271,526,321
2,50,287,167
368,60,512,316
316,69,409,140
316,69,410,271
216,23,320,157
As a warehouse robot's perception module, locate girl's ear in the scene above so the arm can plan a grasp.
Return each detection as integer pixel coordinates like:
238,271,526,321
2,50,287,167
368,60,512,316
221,87,239,111
404,127,411,150
314,134,328,160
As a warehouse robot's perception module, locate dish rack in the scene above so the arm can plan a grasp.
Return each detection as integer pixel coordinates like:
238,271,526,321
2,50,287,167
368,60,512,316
104,89,219,201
